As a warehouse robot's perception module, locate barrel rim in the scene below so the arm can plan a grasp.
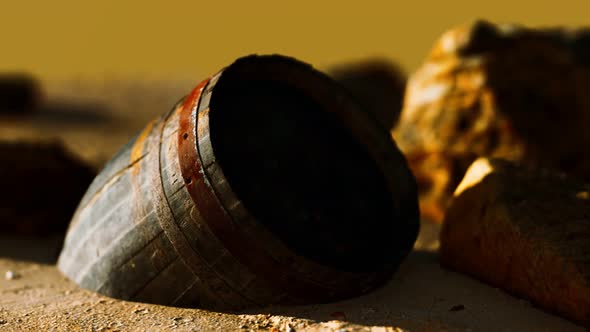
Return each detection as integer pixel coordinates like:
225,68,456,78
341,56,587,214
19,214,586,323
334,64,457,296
179,54,420,302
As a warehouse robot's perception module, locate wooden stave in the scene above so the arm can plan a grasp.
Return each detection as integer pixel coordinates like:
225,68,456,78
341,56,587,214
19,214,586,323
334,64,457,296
58,101,252,309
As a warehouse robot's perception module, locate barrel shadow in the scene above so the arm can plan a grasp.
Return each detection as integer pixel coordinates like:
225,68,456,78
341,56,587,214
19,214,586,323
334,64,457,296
237,249,580,331
0,234,64,264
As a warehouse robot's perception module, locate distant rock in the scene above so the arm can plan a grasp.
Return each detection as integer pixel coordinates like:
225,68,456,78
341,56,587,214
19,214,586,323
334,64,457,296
393,20,590,221
0,74,41,114
0,140,95,234
329,58,406,130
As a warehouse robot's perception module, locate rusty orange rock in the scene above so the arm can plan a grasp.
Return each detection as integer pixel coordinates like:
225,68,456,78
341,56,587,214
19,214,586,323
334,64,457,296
394,20,590,222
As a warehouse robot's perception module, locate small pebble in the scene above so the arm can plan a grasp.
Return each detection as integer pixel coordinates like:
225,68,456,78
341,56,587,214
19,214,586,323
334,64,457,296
5,270,20,280
450,304,466,312
285,323,295,332
0,319,6,325
323,321,344,329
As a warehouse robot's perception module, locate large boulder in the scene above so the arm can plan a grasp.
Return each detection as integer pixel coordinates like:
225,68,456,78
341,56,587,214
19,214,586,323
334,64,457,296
394,20,590,221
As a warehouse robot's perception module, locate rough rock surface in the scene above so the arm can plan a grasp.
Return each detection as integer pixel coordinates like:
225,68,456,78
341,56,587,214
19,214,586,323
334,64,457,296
393,20,590,221
441,158,590,326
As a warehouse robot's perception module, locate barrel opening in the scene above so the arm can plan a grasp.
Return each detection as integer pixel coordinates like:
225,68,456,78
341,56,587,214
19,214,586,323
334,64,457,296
208,56,396,272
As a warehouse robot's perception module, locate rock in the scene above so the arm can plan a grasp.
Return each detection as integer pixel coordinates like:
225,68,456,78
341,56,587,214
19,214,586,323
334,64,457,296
440,157,590,326
449,305,465,312
0,140,95,234
5,270,20,280
393,20,590,222
0,74,41,114
329,59,406,131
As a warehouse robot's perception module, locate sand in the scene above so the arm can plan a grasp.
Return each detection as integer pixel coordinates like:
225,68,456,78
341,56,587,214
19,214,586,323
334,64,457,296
0,221,582,331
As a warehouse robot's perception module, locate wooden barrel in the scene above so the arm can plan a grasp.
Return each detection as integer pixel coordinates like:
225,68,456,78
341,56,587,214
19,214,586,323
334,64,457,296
57,55,419,309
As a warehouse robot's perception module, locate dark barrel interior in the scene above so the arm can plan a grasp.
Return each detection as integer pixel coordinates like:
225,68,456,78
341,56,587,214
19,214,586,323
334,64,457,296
208,60,396,272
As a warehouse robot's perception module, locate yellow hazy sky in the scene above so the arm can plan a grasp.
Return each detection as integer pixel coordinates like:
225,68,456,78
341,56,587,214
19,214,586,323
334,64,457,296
0,1,586,79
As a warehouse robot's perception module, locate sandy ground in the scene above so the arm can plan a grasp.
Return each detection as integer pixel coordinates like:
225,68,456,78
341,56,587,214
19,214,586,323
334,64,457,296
0,79,584,331
0,222,582,332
